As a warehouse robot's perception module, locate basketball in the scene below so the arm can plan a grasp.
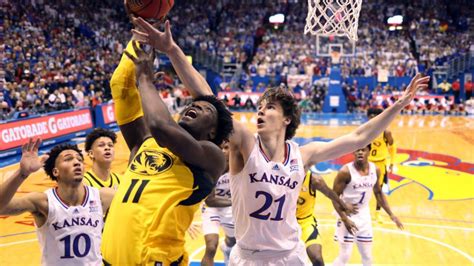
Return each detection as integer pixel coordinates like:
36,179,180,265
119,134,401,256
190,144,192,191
128,0,174,19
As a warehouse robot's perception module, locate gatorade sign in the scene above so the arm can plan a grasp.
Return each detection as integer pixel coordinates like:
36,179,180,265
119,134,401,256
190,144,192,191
101,103,116,124
0,109,93,151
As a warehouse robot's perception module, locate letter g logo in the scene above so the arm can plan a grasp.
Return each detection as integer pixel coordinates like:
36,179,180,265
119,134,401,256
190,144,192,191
48,118,57,134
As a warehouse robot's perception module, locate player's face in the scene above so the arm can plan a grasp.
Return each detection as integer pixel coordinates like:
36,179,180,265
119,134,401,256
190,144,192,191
221,141,230,163
256,99,289,137
54,150,84,184
90,136,115,164
178,100,218,140
353,147,370,163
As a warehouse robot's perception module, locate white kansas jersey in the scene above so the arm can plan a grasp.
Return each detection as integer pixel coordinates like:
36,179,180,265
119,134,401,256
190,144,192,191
230,136,305,251
341,162,377,215
214,172,231,200
37,186,103,265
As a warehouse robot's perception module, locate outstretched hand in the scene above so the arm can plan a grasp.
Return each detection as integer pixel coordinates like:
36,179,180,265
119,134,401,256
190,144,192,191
186,221,202,240
20,138,49,177
131,18,175,54
398,73,430,107
391,215,404,230
123,41,155,80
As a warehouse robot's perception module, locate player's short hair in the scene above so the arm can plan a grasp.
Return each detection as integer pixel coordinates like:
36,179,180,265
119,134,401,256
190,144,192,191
258,87,301,140
366,143,372,151
84,128,117,151
43,144,83,181
367,107,383,117
194,95,233,146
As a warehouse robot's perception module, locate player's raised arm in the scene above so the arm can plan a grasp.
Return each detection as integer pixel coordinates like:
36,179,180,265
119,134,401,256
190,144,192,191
301,74,429,168
129,17,257,173
125,41,226,178
0,139,48,216
110,38,150,156
132,18,213,97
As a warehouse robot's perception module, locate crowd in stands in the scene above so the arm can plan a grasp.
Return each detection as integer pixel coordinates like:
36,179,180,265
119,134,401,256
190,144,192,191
1,0,472,122
1,0,129,120
237,0,471,87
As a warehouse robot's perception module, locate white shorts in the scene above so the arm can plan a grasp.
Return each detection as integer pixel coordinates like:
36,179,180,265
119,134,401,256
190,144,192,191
202,205,235,238
229,241,310,266
334,212,373,244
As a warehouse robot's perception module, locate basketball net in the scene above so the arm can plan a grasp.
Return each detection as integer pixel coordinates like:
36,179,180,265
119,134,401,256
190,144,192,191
304,0,363,42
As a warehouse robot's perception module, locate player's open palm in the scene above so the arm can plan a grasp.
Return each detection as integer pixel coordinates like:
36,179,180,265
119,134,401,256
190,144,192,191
20,138,49,177
132,18,175,54
124,41,154,80
391,215,404,230
186,221,202,240
398,73,430,107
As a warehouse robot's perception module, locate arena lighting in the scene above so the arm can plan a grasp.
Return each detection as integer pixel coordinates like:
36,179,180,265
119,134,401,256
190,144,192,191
387,15,403,25
389,25,404,31
269,13,285,24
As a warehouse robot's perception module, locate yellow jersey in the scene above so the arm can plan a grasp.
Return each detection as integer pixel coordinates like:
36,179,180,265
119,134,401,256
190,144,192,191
83,170,121,190
296,171,316,220
101,137,214,265
369,132,389,162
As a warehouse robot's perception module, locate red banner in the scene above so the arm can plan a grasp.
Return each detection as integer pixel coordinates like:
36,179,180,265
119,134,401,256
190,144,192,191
218,91,301,106
0,109,93,151
101,103,116,124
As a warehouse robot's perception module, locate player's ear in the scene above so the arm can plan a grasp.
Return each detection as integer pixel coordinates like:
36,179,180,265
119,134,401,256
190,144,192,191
53,168,60,179
283,116,291,126
208,128,216,142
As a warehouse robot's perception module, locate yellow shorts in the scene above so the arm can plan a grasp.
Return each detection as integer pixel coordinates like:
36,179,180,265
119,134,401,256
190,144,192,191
372,160,387,186
151,252,188,266
104,251,188,266
298,215,322,248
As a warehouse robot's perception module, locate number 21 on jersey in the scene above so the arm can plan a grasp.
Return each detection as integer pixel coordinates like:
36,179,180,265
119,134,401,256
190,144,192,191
249,190,286,221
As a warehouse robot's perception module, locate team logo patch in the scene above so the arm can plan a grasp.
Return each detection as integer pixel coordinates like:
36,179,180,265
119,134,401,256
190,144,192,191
89,200,99,213
272,164,280,170
130,150,173,176
73,208,79,214
290,159,299,172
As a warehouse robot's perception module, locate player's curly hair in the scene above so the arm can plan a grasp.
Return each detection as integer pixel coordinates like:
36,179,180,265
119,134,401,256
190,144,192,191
257,87,301,140
367,107,383,118
84,128,117,151
194,95,234,146
43,144,83,181
366,143,372,151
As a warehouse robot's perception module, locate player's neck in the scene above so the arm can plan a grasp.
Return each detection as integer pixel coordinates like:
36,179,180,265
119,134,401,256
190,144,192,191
92,163,111,181
258,132,287,163
354,161,369,173
56,184,86,206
